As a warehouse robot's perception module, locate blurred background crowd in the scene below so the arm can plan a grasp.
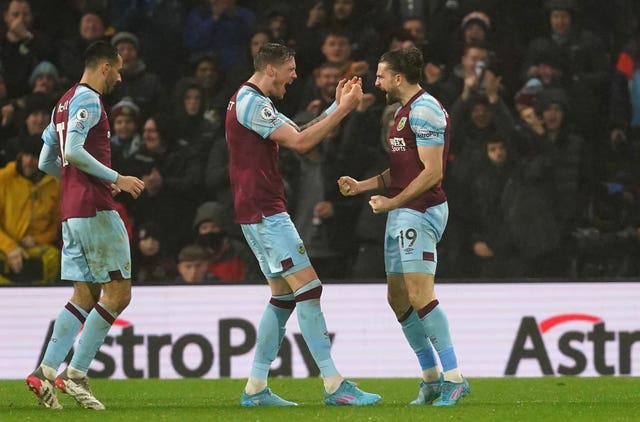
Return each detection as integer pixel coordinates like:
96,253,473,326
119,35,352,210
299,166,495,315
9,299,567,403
1,0,640,285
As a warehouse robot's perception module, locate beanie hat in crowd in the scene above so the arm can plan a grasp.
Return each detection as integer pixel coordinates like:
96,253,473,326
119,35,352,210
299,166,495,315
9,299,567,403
111,31,140,51
545,0,578,13
514,78,543,108
137,221,163,242
29,61,60,87
193,201,227,230
111,96,140,121
461,11,491,32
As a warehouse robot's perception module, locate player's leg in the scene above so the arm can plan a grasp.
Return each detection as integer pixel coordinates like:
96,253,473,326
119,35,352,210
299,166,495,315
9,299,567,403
385,212,442,404
404,272,469,405
56,211,132,410
239,219,297,406
254,213,379,405
387,274,441,404
286,266,380,406
400,204,469,406
26,221,98,409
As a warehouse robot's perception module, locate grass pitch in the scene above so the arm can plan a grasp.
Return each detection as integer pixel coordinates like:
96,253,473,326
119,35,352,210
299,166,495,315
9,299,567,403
2,377,639,421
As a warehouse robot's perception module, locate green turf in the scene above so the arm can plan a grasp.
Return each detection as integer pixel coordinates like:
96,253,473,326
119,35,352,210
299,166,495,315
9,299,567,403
2,377,639,421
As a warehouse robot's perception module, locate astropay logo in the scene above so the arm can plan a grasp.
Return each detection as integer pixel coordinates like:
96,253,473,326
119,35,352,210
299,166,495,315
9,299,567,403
505,313,639,376
38,317,331,379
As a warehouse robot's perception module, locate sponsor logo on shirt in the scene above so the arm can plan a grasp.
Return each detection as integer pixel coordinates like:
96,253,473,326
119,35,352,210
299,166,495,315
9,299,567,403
417,129,438,138
389,137,406,152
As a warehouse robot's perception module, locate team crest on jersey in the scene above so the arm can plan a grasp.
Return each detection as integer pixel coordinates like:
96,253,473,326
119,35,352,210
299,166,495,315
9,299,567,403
297,243,306,255
76,108,89,121
396,117,407,131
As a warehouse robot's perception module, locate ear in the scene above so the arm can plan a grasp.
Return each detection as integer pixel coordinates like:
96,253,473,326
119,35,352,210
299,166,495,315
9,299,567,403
265,63,275,77
100,61,110,76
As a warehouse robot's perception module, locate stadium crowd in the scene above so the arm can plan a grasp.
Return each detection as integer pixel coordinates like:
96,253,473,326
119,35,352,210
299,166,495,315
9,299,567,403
1,0,640,284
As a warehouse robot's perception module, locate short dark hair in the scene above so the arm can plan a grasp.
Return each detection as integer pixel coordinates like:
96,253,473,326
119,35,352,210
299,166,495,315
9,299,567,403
84,40,119,68
379,47,423,84
253,42,295,71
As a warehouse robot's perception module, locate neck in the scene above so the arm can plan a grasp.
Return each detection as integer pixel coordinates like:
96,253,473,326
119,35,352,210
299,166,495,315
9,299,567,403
399,84,422,106
79,70,104,95
248,72,275,97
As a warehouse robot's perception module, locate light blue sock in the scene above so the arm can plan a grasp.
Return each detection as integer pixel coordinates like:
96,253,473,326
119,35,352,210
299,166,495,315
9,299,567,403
250,293,295,380
294,279,338,377
69,302,117,373
41,302,88,369
419,301,458,372
400,308,438,370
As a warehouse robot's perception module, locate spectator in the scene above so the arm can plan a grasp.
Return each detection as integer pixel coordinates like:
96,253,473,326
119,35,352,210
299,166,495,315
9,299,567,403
108,0,187,87
224,28,272,101
176,52,228,129
193,201,260,282
608,29,640,179
0,0,54,98
3,92,54,161
56,9,111,84
295,62,343,124
260,5,296,48
110,96,142,173
172,78,219,163
522,0,610,125
0,60,60,135
183,0,257,72
428,41,489,109
124,114,203,255
132,221,176,284
174,243,219,284
446,11,492,68
468,136,521,278
108,31,166,116
0,134,60,284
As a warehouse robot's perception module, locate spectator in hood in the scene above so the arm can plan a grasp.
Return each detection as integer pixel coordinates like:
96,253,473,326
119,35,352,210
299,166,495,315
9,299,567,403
193,201,260,282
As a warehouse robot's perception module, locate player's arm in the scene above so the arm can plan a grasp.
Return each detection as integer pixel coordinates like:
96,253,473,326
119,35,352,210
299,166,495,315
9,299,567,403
338,169,390,196
298,79,347,130
64,91,145,197
39,121,62,178
270,77,362,154
385,144,443,209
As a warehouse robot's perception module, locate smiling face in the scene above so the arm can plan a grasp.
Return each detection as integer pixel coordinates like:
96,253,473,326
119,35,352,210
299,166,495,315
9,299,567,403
550,10,572,36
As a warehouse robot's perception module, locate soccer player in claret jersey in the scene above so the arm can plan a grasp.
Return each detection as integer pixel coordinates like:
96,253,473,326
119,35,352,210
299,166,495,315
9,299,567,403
226,42,381,407
25,40,145,410
338,47,470,406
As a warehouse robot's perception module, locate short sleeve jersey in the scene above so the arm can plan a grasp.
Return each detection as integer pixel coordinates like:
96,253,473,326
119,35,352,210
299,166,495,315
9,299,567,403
41,83,117,220
225,82,297,223
387,89,450,212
